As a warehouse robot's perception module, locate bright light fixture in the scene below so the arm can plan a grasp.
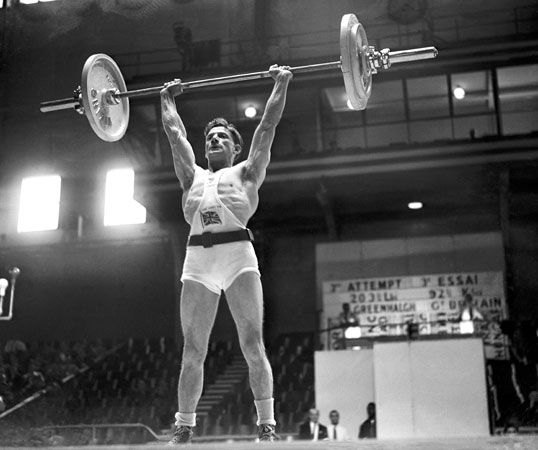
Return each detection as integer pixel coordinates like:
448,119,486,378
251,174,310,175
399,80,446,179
453,86,466,100
344,326,361,339
0,279,8,297
17,175,61,233
104,168,146,226
408,201,423,210
460,320,474,334
244,106,257,118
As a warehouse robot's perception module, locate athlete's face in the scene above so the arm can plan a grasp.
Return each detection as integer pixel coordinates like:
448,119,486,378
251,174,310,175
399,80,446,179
205,126,240,170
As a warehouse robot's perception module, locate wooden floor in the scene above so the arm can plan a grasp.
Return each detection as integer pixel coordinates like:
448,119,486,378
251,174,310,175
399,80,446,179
5,435,538,450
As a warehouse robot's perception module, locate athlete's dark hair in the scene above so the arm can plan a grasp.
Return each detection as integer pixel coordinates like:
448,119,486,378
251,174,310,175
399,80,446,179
204,117,244,150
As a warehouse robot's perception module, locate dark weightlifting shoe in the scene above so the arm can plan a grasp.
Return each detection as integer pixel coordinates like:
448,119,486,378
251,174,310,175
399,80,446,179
167,425,193,445
258,424,279,442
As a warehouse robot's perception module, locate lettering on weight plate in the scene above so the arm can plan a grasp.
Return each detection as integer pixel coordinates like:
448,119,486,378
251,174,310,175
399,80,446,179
99,114,112,129
105,72,116,89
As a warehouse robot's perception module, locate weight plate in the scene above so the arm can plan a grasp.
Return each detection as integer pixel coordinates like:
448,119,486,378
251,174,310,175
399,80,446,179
81,54,129,142
340,14,371,110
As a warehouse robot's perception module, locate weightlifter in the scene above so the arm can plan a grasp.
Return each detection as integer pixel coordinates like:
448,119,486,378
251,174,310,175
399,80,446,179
160,64,292,444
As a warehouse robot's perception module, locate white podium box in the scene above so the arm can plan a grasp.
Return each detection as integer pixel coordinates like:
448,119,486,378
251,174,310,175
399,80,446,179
314,337,489,440
374,337,490,439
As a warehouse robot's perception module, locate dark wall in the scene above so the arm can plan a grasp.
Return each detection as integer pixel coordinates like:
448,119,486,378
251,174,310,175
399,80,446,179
263,230,318,342
0,237,176,342
508,219,538,320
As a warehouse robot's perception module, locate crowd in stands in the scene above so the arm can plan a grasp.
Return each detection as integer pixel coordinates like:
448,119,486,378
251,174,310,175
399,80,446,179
0,324,537,446
0,338,115,413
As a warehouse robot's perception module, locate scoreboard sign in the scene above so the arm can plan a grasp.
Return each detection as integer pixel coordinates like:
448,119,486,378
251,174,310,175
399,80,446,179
322,271,508,359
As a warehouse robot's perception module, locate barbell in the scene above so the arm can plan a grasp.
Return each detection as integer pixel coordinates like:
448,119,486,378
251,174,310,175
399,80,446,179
39,13,438,142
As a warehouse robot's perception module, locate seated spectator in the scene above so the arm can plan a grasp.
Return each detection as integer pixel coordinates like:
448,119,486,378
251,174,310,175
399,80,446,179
358,402,376,439
22,368,46,395
4,339,27,354
104,428,115,445
327,409,350,441
298,408,328,441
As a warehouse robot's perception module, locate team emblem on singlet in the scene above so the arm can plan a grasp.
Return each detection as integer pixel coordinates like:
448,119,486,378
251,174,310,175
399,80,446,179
200,208,222,227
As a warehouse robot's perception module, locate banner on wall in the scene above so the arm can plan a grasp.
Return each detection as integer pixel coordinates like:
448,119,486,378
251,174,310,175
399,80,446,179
322,271,508,359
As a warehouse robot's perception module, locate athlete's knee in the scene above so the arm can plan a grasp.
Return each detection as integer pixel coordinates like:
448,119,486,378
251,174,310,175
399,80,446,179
240,334,267,363
182,340,208,366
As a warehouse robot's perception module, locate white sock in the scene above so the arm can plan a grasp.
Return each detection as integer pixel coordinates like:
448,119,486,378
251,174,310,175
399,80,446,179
254,398,276,426
174,411,196,427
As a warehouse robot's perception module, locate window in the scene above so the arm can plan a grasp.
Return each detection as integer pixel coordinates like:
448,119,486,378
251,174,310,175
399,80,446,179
497,64,538,135
451,71,494,116
365,80,405,124
407,75,449,119
104,168,146,226
17,175,61,233
451,70,497,139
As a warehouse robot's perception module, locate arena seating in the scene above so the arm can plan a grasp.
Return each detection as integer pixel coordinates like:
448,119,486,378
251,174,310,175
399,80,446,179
0,334,316,444
2,331,535,445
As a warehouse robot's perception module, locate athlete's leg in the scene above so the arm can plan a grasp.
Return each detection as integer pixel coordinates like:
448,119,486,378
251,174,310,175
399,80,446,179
177,279,220,420
225,272,274,415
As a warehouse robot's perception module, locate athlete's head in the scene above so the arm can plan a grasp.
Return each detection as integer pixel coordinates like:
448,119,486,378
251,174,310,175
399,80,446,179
203,118,243,170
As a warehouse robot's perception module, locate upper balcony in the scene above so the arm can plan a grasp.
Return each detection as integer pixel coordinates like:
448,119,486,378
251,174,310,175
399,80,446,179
1,0,537,226
93,1,537,169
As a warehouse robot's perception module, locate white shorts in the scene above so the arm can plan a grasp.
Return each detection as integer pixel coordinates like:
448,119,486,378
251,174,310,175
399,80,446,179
181,240,260,294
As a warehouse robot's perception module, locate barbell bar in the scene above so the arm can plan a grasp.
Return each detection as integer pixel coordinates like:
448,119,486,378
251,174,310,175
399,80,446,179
39,13,438,142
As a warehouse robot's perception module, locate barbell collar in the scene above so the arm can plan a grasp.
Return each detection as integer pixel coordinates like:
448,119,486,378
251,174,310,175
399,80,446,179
388,46,438,65
40,97,80,113
40,86,84,114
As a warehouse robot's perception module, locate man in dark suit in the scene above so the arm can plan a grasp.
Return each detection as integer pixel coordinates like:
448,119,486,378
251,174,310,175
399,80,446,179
358,402,376,439
298,408,328,441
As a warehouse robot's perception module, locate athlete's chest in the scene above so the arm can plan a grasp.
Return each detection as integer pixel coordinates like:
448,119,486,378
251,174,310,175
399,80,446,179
183,168,257,223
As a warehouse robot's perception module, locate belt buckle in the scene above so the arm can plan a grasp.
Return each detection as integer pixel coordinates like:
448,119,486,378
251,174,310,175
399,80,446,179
201,231,213,248
246,228,254,242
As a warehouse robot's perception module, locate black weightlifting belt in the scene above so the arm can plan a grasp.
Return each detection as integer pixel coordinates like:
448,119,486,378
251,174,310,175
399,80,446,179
187,228,254,248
